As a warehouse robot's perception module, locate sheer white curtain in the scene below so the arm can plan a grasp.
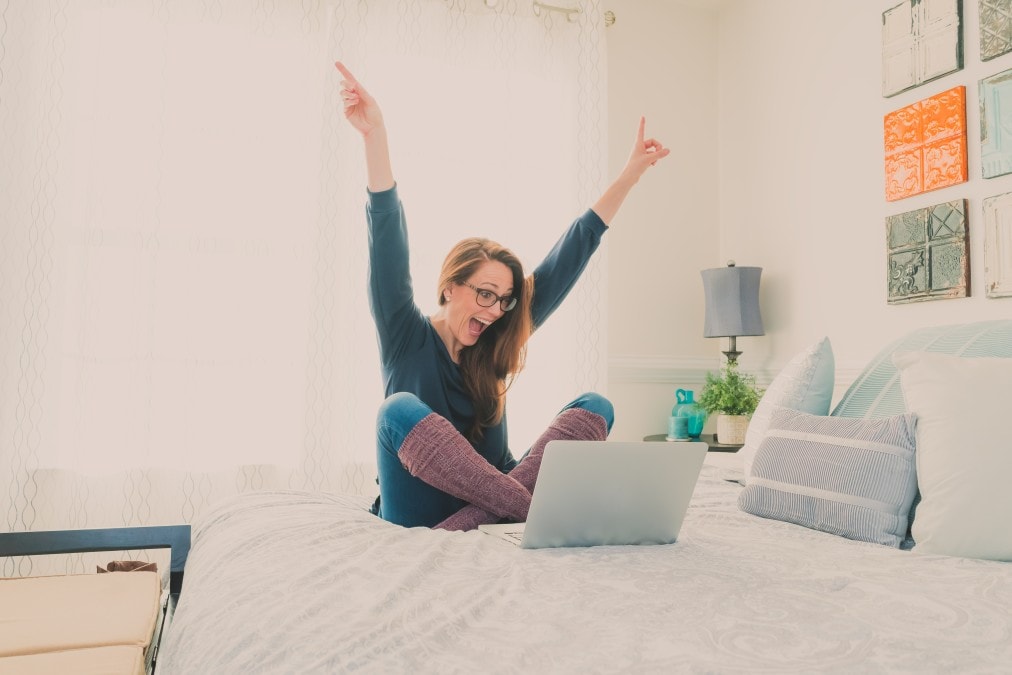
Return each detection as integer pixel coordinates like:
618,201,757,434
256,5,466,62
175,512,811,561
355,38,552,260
1,0,606,575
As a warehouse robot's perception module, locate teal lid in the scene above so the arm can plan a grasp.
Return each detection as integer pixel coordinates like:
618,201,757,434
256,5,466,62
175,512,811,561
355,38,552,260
676,389,694,404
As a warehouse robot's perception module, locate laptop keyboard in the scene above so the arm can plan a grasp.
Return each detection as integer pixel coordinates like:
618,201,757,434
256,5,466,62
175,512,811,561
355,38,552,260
503,529,524,545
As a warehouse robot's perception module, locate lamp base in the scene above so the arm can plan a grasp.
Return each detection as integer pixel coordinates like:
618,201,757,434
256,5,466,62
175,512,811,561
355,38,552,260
722,336,741,365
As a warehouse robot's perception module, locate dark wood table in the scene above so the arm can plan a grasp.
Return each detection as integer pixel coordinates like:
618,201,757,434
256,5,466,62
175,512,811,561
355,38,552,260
642,433,743,453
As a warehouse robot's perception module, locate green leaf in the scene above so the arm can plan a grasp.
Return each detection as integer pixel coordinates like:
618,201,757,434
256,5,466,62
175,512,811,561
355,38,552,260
697,362,764,416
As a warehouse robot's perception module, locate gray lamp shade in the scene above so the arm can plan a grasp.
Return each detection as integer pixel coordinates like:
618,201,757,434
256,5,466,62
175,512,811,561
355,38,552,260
701,264,765,338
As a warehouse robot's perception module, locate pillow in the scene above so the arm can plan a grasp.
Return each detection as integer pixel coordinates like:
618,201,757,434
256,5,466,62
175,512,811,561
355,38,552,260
740,337,835,482
893,351,1012,561
738,406,918,547
832,320,1012,419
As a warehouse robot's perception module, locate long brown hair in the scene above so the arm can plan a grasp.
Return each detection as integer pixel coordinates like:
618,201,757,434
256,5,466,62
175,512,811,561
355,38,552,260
437,238,534,441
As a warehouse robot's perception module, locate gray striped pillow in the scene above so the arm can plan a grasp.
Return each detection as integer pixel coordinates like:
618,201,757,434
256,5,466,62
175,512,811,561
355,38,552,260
738,406,918,547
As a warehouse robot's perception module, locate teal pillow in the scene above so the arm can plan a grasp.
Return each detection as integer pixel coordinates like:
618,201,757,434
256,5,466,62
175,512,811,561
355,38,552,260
831,320,1012,420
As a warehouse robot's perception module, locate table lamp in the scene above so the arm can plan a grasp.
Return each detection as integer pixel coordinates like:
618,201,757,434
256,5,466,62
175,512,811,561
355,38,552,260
701,261,764,364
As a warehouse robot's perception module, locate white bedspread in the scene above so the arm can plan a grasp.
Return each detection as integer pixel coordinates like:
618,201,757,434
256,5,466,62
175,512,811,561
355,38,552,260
159,466,1012,674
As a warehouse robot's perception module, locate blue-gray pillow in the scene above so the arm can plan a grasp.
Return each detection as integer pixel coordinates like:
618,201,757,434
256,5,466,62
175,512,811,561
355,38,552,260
738,406,918,548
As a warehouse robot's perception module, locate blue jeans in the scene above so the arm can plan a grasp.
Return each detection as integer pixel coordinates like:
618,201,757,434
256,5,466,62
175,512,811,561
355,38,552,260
373,391,614,527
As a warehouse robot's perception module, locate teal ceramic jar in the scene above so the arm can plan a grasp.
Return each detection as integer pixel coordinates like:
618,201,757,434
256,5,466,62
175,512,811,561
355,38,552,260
672,389,707,439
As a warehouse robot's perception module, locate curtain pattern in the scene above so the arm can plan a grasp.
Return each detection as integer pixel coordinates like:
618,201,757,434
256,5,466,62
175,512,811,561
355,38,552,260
0,0,605,576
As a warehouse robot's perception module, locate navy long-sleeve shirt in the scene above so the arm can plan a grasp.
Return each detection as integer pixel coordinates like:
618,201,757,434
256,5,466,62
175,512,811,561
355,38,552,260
367,185,606,509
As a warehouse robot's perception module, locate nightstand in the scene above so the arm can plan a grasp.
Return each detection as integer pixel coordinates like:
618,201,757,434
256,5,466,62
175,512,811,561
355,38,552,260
642,433,743,453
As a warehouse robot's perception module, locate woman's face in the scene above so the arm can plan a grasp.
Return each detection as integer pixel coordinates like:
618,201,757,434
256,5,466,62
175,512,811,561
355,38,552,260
443,259,514,353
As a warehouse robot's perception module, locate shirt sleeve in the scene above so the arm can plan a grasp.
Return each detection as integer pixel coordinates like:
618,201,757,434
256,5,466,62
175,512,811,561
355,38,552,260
529,208,609,329
366,185,430,366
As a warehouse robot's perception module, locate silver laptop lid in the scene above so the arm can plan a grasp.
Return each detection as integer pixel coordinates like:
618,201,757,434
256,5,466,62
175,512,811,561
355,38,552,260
520,440,707,549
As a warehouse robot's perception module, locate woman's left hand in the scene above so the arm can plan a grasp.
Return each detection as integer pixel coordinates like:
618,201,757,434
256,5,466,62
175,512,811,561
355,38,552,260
589,116,670,225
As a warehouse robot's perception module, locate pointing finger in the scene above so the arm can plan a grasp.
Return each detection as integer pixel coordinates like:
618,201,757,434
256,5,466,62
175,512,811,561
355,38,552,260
335,61,358,85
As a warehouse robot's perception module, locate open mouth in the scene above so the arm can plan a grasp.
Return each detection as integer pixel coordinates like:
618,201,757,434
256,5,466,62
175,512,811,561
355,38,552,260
469,317,491,337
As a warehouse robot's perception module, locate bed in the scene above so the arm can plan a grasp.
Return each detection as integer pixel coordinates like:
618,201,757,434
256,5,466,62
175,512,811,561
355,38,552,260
156,466,1012,673
158,320,1012,673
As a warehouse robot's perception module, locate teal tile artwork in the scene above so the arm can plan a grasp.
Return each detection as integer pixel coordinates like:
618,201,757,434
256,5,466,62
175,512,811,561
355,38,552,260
981,0,1012,61
980,68,1012,178
886,200,969,304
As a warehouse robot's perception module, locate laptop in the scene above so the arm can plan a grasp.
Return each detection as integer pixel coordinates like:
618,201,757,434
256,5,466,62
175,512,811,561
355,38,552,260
478,440,707,549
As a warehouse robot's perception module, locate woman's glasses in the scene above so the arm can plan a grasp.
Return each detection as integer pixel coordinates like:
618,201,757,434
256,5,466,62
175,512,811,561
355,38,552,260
461,281,517,312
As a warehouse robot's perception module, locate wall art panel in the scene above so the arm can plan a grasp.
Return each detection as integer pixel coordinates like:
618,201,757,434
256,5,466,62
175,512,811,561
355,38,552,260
980,0,1012,61
884,86,968,201
982,192,1012,297
980,68,1012,178
886,199,969,304
882,0,963,97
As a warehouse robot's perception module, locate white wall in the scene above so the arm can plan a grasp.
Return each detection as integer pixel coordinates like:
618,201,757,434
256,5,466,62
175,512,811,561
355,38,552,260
604,0,723,440
605,0,1012,441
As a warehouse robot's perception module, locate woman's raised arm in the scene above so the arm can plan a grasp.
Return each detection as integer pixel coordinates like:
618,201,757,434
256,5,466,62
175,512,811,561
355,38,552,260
336,61,395,192
591,116,669,226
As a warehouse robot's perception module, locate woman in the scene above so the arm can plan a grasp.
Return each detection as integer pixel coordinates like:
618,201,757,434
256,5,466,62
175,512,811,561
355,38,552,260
337,61,669,530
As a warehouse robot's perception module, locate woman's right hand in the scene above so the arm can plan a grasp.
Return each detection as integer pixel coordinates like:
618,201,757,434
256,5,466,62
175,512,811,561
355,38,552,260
336,61,384,137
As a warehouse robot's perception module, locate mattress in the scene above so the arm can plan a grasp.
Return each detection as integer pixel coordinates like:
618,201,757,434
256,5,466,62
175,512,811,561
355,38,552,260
0,571,161,658
0,646,146,675
159,465,1012,673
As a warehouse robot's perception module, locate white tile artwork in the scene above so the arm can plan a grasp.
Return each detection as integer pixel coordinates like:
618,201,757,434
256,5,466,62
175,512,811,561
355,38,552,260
882,0,963,97
983,192,1012,297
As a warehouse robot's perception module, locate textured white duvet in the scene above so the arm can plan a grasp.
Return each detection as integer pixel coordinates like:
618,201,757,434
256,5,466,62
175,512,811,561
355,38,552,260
159,465,1012,673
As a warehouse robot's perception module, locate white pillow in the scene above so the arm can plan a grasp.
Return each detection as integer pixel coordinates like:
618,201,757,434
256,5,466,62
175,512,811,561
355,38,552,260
740,337,835,482
893,351,1012,561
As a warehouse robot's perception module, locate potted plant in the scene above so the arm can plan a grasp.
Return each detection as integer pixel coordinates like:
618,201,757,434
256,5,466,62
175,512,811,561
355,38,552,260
698,361,764,445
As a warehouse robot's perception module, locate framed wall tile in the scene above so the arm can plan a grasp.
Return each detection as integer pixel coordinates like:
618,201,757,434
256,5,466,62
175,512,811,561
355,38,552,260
980,68,1012,178
886,199,969,304
980,0,1012,61
982,192,1012,297
885,86,968,201
883,0,963,97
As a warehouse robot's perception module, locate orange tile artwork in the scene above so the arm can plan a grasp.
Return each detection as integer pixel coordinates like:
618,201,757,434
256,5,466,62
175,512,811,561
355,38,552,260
884,86,968,202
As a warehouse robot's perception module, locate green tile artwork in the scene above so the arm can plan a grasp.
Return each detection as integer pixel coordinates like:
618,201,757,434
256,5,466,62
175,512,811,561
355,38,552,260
886,200,969,304
980,0,1012,61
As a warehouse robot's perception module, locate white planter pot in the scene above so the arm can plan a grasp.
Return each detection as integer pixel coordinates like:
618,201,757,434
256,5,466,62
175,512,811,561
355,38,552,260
716,414,749,445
